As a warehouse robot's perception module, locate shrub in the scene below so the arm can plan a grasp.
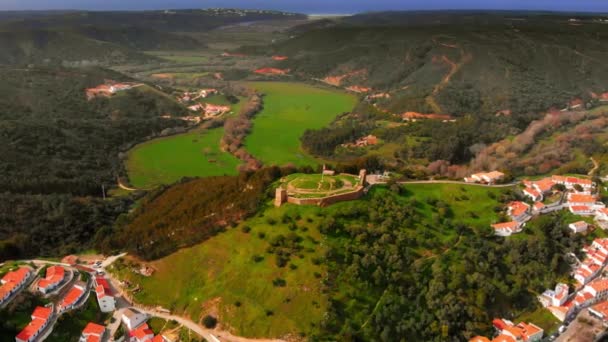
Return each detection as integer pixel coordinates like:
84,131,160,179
252,255,264,263
258,232,266,239
266,217,277,225
202,315,217,328
272,278,287,287
241,225,251,233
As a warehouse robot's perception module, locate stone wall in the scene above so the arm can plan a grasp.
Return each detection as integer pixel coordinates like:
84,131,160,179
285,186,365,207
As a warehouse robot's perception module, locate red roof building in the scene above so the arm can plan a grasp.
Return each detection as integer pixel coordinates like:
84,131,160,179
16,306,52,342
81,322,106,342
38,266,65,294
58,284,85,313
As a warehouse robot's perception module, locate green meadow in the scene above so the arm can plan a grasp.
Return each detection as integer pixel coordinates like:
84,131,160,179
126,127,241,188
110,203,330,338
245,82,357,166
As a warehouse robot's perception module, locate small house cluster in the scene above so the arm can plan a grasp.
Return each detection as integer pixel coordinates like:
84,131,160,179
538,238,608,322
95,277,116,313
491,174,605,237
402,111,455,122
177,88,218,103
80,322,107,342
0,267,31,305
187,102,231,117
341,134,378,148
345,85,372,93
470,318,543,342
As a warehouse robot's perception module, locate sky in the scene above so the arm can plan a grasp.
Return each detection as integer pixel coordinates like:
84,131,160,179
0,0,607,14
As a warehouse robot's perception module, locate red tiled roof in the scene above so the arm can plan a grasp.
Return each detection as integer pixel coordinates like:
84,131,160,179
152,336,165,342
533,178,555,192
571,205,592,212
16,306,52,341
534,202,545,209
131,323,154,340
39,266,65,290
591,301,608,319
82,322,105,336
492,318,509,330
2,267,30,284
470,337,491,342
492,334,516,342
60,285,84,309
508,201,529,217
523,187,541,199
589,279,608,293
492,221,519,230
569,194,596,203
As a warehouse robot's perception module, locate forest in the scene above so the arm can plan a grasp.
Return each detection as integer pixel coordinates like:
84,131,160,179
0,66,190,259
312,188,584,341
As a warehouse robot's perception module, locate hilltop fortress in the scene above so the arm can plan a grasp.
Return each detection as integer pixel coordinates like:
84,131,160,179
275,169,367,207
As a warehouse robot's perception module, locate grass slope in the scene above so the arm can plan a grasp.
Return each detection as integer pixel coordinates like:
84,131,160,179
126,127,241,188
111,204,329,338
245,82,356,166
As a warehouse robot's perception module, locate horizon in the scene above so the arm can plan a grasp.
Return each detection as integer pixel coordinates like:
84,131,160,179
1,0,608,14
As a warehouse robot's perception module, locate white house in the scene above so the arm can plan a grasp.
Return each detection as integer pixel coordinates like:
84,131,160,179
37,266,65,294
569,205,594,216
465,171,505,184
507,201,530,222
596,208,608,222
539,283,569,307
58,284,85,313
95,278,116,313
122,308,148,330
491,221,523,236
552,175,594,191
569,221,589,233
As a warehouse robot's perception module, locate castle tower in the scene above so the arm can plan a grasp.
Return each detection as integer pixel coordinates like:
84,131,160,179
274,188,287,207
359,169,367,186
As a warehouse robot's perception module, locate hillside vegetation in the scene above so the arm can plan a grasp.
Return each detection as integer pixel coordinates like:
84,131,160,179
0,66,190,259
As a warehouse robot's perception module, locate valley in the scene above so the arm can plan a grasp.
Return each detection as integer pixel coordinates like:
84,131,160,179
2,8,608,342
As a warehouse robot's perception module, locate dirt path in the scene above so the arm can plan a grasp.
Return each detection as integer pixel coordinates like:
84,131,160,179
425,49,472,113
588,157,599,177
117,178,140,191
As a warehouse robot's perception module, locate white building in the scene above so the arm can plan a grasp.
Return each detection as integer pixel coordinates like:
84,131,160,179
95,278,116,313
569,221,589,233
122,308,148,330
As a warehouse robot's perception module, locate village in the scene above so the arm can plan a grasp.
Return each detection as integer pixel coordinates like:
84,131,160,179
0,253,213,342
464,170,608,341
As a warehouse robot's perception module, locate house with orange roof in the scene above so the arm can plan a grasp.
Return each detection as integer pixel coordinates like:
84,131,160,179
589,301,608,321
16,306,53,342
58,283,86,313
130,323,154,342
37,265,65,294
568,221,589,233
271,55,289,61
79,322,106,342
0,267,31,305
95,277,115,313
539,283,569,307
568,193,599,206
469,337,491,342
478,318,543,342
491,221,523,236
507,201,530,222
532,202,545,213
569,205,594,216
522,187,542,202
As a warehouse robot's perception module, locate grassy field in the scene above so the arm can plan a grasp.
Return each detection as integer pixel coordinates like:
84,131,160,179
400,183,509,230
281,173,360,194
126,127,242,188
110,203,330,338
145,51,210,64
244,82,357,166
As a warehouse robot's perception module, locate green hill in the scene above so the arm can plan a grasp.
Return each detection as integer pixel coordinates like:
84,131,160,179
266,13,608,116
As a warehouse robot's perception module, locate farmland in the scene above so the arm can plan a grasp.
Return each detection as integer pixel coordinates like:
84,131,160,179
126,127,241,188
244,82,357,166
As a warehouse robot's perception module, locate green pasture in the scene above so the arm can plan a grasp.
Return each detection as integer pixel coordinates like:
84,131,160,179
244,82,357,166
126,127,241,188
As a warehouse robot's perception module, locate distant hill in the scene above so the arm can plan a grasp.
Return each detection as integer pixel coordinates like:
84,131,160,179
264,12,608,116
0,29,157,65
0,9,306,66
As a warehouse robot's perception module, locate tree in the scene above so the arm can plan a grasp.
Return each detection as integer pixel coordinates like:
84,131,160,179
202,315,217,328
